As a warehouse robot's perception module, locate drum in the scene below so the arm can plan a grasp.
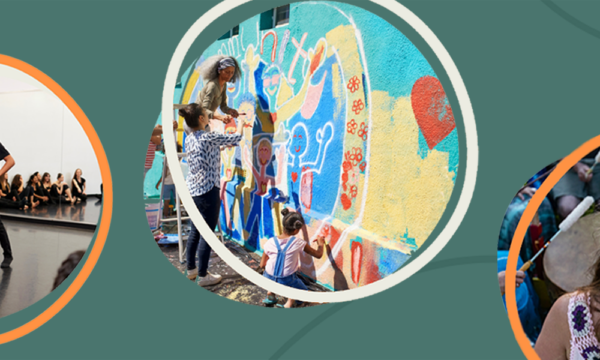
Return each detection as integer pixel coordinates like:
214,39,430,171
544,211,600,301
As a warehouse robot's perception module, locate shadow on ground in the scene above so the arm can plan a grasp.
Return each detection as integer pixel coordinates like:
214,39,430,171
158,228,329,308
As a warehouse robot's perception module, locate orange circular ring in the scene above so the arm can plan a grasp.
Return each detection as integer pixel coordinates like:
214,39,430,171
506,134,600,359
0,55,112,344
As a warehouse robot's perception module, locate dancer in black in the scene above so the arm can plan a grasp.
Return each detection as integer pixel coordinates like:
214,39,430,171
0,142,14,268
51,173,75,205
71,169,87,203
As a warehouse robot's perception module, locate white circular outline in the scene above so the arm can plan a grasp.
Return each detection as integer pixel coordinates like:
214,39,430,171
162,0,478,302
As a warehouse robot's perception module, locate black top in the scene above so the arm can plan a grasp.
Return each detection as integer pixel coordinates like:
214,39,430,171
585,149,600,160
73,178,85,192
0,182,9,197
0,142,9,160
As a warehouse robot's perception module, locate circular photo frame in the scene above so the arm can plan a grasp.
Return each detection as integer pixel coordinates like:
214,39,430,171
162,0,478,303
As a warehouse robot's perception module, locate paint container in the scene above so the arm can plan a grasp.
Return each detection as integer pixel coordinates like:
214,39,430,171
146,202,161,231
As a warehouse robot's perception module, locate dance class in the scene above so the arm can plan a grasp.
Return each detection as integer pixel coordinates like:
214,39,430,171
497,146,600,359
0,67,102,318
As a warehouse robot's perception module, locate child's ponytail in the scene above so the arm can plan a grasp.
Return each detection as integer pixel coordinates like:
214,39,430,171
281,208,304,234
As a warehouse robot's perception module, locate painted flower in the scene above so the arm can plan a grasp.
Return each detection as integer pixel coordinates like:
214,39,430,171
350,185,358,198
347,119,358,134
347,76,360,93
359,161,367,173
357,122,368,141
341,193,352,210
352,99,364,115
345,147,363,166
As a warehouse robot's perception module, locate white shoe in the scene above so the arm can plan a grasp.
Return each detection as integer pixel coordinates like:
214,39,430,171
197,272,222,287
186,268,198,281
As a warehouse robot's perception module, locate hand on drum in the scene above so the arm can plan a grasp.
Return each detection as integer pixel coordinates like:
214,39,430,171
575,162,593,183
517,187,536,200
498,270,526,294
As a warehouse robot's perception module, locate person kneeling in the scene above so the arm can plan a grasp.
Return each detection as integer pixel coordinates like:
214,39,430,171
260,209,325,308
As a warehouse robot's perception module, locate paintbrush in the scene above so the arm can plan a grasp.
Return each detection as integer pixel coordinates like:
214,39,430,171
501,196,594,296
586,152,600,177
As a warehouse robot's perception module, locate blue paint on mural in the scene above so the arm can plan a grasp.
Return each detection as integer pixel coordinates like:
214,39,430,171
161,1,460,289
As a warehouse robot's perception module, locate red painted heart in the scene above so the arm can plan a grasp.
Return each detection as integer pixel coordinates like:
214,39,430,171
411,76,455,150
291,171,298,183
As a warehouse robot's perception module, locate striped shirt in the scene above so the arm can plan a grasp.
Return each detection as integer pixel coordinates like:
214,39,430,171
185,130,242,196
145,142,156,169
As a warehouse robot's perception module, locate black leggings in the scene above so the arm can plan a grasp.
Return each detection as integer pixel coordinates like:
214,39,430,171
185,186,221,276
0,216,11,258
72,188,87,202
0,198,24,209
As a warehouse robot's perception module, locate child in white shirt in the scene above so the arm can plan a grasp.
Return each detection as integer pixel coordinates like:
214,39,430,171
260,208,325,308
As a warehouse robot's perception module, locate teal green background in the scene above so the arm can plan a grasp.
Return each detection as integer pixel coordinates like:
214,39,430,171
1,0,599,358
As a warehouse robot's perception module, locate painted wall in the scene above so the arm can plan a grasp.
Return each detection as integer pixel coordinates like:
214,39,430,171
179,2,459,290
1,86,102,194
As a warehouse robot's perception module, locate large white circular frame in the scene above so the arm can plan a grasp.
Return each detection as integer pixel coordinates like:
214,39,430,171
162,0,478,302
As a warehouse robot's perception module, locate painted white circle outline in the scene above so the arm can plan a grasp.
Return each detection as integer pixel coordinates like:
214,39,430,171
162,0,478,302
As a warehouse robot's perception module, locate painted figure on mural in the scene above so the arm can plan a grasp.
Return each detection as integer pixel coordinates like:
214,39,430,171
281,53,344,219
176,2,461,292
219,93,258,238
220,121,237,229
243,137,277,251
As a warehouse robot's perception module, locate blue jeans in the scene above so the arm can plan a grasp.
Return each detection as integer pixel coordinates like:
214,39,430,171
263,272,308,291
186,186,220,276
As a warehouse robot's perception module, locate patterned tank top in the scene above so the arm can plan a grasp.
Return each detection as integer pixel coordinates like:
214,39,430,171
568,292,600,360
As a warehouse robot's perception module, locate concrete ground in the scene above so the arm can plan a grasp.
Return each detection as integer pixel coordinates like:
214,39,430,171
157,222,329,308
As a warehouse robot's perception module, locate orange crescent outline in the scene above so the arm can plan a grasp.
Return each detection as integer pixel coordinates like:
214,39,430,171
506,135,600,359
0,55,112,344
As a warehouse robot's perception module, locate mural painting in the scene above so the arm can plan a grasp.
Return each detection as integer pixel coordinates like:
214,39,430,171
175,2,459,290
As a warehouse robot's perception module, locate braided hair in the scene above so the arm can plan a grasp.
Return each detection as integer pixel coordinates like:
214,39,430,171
281,208,304,235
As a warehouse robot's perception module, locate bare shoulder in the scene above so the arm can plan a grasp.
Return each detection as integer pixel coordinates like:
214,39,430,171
535,293,574,360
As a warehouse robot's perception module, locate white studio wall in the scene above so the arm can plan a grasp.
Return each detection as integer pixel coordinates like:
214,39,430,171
0,82,101,194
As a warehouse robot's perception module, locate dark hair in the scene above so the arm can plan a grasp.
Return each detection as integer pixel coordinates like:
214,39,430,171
57,173,63,180
11,174,22,191
178,103,205,129
162,143,183,154
27,172,39,187
52,250,85,291
42,172,51,183
281,208,304,234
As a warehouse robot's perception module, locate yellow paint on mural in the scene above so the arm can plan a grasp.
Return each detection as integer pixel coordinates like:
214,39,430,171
178,69,200,144
276,39,327,121
362,92,455,248
244,45,260,92
277,75,294,108
326,25,362,82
